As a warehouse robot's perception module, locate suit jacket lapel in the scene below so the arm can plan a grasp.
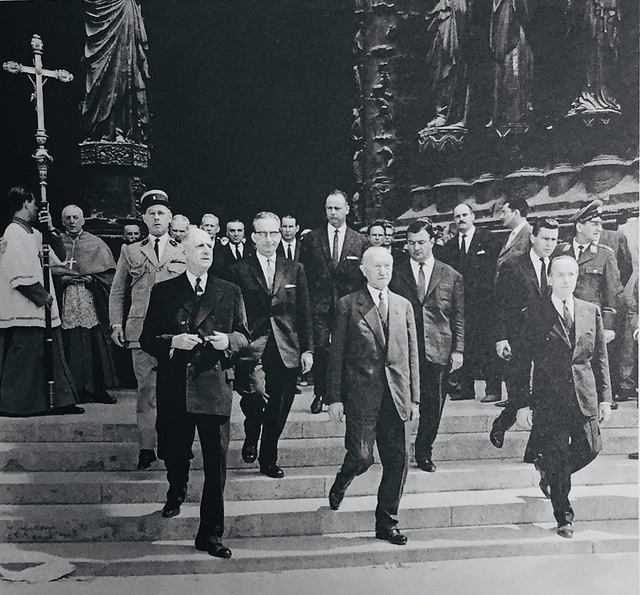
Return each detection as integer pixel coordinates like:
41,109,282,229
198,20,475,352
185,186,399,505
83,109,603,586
320,229,332,266
358,290,386,349
397,259,420,303
176,273,199,319
387,291,402,343
272,254,286,295
522,256,542,295
338,228,355,267
141,239,158,266
572,299,588,359
425,260,444,299
548,299,572,348
248,255,271,295
193,275,225,330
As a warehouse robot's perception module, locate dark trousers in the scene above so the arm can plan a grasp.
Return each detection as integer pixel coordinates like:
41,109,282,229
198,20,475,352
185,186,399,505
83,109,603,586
332,390,409,530
311,312,331,397
492,354,532,434
533,403,601,525
159,411,230,539
240,337,298,467
415,361,446,462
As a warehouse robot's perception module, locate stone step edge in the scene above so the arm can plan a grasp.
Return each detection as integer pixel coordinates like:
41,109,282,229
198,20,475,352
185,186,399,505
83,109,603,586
0,483,635,517
0,520,635,578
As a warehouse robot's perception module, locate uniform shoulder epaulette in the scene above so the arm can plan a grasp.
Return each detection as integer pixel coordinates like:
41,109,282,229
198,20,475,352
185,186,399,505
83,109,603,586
561,243,572,252
596,243,614,253
141,238,149,246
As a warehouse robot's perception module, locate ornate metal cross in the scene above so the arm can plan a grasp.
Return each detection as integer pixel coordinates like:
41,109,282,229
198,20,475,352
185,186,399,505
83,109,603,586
3,34,73,409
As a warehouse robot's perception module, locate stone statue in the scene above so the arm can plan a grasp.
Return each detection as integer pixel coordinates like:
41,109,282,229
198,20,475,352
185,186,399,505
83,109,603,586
424,0,472,129
81,0,151,144
566,0,621,118
490,0,534,135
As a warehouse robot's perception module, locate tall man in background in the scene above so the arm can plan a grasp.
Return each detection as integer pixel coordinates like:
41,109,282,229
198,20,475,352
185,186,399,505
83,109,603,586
299,190,366,413
110,190,187,470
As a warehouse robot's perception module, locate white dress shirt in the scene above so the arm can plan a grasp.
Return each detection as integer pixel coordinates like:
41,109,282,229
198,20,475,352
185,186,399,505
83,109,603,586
328,223,347,260
458,226,476,252
256,251,276,286
529,249,550,288
230,241,244,259
367,284,388,308
551,294,575,321
410,256,435,295
186,270,208,294
505,220,527,249
150,233,171,260
281,239,297,259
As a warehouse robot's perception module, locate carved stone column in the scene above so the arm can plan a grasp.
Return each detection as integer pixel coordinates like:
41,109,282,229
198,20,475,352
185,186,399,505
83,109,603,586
354,0,400,223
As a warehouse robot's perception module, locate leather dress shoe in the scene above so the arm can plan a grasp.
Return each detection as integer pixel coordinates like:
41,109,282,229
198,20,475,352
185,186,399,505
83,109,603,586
260,464,284,478
241,441,257,464
328,486,344,510
628,452,639,460
481,393,501,403
610,402,619,410
375,526,408,545
495,399,509,407
46,404,85,415
489,428,504,449
162,499,183,518
310,395,324,414
557,522,573,538
195,535,232,558
137,449,157,470
92,390,118,404
417,459,437,472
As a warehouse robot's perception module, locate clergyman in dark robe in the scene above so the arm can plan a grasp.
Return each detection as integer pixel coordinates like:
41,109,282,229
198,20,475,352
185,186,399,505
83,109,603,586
52,205,118,404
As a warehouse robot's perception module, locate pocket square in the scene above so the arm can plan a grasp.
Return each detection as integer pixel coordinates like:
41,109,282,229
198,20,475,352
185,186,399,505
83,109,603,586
346,255,359,260
285,284,297,288
477,250,486,255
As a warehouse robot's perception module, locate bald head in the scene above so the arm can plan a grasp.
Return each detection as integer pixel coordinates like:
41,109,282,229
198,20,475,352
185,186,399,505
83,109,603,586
200,213,220,240
62,204,85,235
360,246,393,290
453,203,474,234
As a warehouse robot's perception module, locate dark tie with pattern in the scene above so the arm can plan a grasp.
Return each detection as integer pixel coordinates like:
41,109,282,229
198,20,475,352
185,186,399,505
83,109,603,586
332,229,340,267
460,234,467,255
562,300,573,331
378,290,388,329
418,263,426,300
195,277,204,297
154,238,160,260
539,258,548,294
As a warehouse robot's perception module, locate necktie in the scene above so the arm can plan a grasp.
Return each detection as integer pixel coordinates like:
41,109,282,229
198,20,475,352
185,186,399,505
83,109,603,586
287,243,293,260
232,244,238,260
266,258,275,291
577,245,586,261
417,263,426,300
460,234,467,254
194,277,204,297
539,258,548,294
378,290,388,327
154,238,160,260
332,229,340,266
562,300,574,331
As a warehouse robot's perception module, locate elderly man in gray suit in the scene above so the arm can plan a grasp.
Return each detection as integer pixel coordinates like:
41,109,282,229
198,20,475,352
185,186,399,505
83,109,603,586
326,247,420,545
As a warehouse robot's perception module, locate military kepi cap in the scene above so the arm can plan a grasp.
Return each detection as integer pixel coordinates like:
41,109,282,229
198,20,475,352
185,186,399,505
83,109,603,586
140,189,170,214
570,199,603,223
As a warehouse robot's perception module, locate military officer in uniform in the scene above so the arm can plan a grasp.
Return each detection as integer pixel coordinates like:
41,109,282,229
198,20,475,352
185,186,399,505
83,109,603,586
109,190,187,470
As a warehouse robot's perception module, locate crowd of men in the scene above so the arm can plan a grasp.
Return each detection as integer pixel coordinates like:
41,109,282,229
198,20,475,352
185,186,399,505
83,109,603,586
0,185,637,557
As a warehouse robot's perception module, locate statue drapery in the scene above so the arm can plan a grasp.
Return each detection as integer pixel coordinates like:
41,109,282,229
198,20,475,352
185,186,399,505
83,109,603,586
82,0,151,143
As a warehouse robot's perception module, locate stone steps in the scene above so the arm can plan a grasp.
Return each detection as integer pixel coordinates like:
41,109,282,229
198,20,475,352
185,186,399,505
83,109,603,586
0,456,635,505
0,425,636,474
0,483,635,543
0,519,635,577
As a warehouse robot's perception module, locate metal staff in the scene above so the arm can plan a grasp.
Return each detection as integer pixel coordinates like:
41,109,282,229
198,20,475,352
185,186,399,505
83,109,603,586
3,34,74,409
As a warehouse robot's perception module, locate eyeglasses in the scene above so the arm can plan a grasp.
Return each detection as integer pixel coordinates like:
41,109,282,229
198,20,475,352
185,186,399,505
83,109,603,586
254,231,281,239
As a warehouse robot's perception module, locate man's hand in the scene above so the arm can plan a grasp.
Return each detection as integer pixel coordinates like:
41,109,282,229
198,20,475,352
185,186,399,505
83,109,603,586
633,328,639,342
599,402,612,423
301,351,313,375
172,333,203,351
450,352,463,371
38,208,55,231
410,402,420,422
516,407,533,431
328,402,344,423
496,340,512,361
111,324,125,347
604,329,616,344
208,331,230,350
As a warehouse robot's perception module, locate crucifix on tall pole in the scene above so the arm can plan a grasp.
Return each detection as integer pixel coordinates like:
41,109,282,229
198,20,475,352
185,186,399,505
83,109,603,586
3,34,74,409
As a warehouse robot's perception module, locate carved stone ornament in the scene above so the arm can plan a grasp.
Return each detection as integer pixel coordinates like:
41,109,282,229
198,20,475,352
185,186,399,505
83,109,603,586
79,140,150,168
492,122,530,138
370,176,392,209
418,124,468,152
